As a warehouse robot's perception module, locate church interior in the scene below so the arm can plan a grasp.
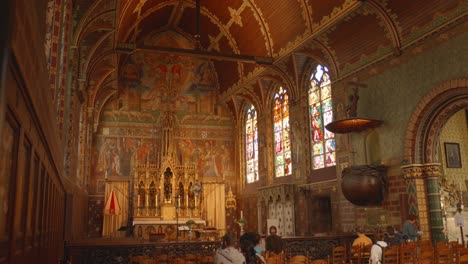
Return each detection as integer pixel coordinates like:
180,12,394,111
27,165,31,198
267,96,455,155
0,0,467,263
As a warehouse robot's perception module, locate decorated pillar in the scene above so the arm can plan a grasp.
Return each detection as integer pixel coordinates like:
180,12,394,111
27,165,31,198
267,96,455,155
401,163,444,241
424,163,445,242
401,164,429,239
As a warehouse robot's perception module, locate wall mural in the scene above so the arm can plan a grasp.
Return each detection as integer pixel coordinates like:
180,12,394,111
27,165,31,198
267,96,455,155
92,137,235,180
90,30,235,194
101,31,225,125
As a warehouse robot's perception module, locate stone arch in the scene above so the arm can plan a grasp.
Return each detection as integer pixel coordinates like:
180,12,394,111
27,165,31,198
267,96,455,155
401,78,468,242
403,78,468,164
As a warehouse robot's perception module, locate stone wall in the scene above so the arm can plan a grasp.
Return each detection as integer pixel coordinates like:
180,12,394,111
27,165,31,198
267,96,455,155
336,29,468,230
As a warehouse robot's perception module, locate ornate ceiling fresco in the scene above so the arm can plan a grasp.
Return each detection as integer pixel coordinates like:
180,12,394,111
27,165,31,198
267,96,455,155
72,0,466,122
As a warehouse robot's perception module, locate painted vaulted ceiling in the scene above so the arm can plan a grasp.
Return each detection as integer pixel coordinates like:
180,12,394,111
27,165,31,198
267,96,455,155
72,0,466,123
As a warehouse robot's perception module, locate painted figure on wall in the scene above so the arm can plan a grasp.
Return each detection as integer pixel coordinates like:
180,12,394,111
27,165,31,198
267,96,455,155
94,137,140,177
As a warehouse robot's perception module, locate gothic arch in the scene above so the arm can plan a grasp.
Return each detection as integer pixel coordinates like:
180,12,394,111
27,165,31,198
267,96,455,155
403,78,468,164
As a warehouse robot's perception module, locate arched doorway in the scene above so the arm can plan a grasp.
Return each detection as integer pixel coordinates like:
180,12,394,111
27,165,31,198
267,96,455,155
402,78,468,241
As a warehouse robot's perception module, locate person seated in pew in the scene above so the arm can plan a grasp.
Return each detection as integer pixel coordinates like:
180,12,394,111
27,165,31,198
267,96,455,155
352,228,373,247
240,232,266,264
215,232,246,264
265,234,284,255
383,225,402,247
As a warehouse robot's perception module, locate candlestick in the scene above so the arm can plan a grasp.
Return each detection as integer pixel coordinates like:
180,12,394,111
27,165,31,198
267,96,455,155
461,183,464,204
241,210,243,218
137,195,141,208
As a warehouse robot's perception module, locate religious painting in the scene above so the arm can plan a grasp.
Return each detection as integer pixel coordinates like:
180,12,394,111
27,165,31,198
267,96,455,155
176,139,234,179
101,31,219,125
94,136,160,177
445,142,462,168
0,118,18,238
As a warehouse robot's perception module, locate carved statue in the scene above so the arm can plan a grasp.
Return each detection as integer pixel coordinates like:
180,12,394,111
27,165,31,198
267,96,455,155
138,181,146,207
346,86,359,118
178,182,185,208
149,181,157,208
163,168,173,201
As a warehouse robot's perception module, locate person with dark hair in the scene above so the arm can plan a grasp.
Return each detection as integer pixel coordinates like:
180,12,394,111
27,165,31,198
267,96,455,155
215,232,246,264
383,226,402,247
265,234,284,254
402,215,421,241
240,232,266,264
264,234,284,263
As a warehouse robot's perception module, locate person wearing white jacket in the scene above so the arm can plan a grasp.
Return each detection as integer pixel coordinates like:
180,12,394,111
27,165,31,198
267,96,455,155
369,233,388,264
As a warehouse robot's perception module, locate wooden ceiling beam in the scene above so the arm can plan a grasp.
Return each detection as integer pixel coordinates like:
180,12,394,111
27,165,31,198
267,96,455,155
115,44,273,65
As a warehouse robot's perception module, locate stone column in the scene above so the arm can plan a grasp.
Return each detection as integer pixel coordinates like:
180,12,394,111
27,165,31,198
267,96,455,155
401,163,444,241
401,164,429,239
257,199,262,235
424,163,445,242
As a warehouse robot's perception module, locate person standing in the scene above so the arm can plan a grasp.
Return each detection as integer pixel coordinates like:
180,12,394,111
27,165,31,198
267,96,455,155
369,233,388,264
402,215,421,241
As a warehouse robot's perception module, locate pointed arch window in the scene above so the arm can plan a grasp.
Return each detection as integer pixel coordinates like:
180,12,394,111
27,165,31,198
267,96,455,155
308,64,335,169
273,87,292,177
245,105,259,183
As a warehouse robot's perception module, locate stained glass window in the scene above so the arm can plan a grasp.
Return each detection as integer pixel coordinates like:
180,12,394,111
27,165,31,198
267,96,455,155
308,64,335,169
245,105,259,183
273,87,292,177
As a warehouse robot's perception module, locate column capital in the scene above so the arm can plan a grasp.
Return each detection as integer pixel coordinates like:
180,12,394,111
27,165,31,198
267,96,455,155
400,163,442,180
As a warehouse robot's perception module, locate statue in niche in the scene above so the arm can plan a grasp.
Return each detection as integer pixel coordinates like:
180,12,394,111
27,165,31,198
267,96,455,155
138,181,146,207
149,181,157,208
164,168,173,202
178,182,185,208
188,182,195,208
346,85,359,118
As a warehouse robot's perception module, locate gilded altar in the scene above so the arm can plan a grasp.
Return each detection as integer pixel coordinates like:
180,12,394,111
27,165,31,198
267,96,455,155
132,145,204,240
133,160,202,219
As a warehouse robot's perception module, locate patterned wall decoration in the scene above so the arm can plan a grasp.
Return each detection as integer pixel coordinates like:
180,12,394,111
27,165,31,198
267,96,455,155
88,198,104,238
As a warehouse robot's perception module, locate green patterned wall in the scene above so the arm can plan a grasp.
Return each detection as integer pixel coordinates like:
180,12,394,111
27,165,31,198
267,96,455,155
353,31,468,164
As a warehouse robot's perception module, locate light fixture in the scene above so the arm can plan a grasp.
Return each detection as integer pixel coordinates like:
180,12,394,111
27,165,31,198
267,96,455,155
326,118,382,134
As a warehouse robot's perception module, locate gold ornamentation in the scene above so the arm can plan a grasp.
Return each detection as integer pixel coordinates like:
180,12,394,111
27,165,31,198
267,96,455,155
228,7,243,27
225,187,237,209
